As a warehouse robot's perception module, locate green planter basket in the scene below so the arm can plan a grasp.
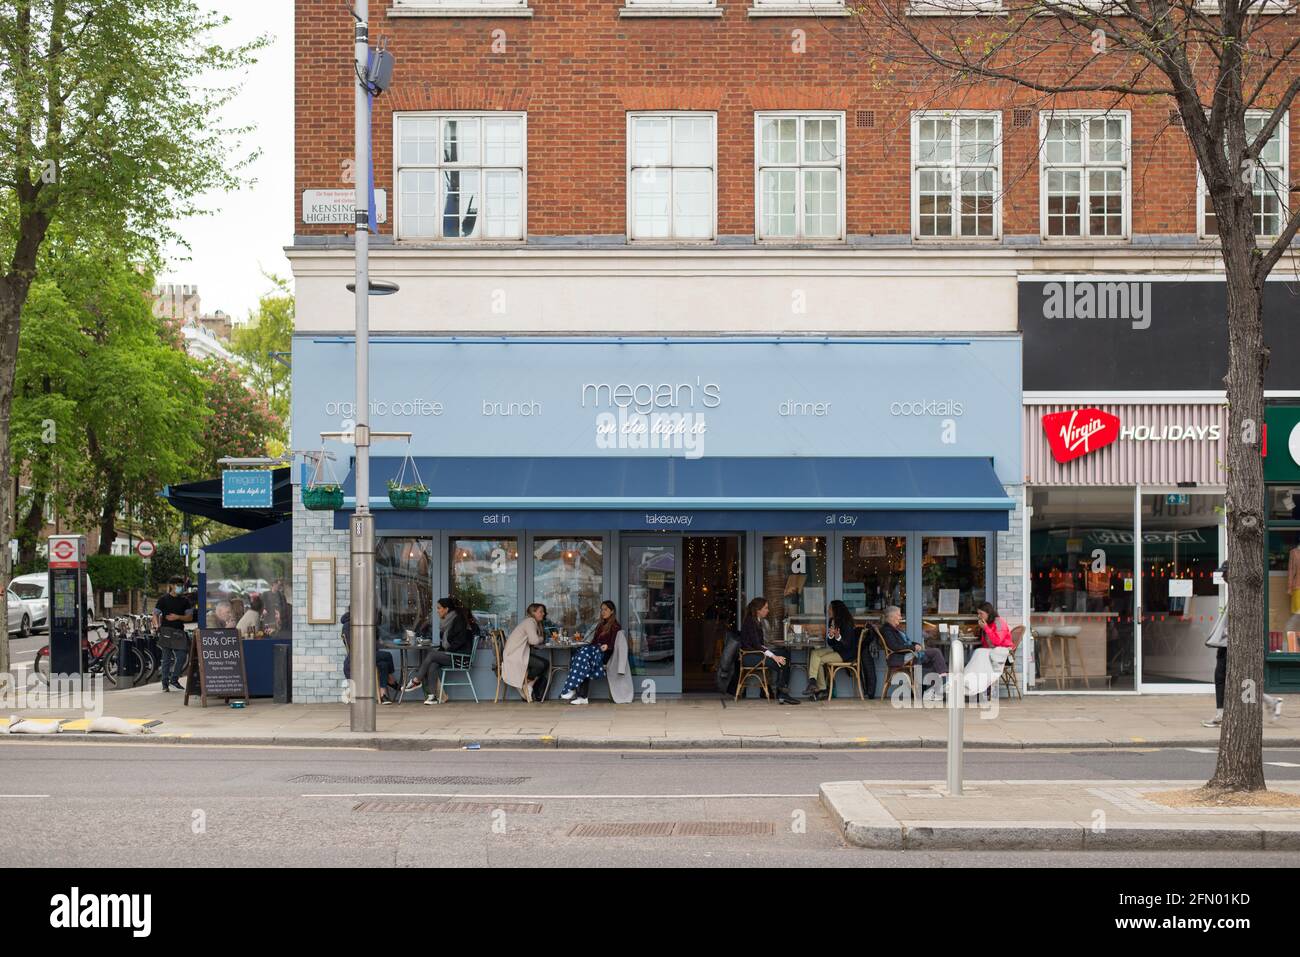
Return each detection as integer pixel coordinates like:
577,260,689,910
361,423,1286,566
388,487,429,510
302,485,344,510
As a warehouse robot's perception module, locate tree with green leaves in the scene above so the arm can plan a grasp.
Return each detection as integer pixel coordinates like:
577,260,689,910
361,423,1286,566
231,274,293,450
0,1,263,674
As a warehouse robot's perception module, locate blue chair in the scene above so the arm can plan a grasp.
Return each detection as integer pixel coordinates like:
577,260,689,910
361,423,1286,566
437,633,488,703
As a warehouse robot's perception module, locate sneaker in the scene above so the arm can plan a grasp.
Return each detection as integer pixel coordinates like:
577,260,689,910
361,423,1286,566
161,684,170,693
171,681,184,690
403,679,422,693
560,689,576,701
570,697,588,706
1271,698,1284,721
423,694,439,705
1202,713,1222,728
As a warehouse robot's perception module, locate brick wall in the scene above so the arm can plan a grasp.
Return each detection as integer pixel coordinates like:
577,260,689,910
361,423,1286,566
292,495,352,703
295,0,1298,241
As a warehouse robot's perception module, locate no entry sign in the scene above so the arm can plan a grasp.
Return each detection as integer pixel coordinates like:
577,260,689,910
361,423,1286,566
137,539,156,559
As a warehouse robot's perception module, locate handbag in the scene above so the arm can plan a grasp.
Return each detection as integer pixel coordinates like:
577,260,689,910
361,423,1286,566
158,626,189,651
1204,610,1228,648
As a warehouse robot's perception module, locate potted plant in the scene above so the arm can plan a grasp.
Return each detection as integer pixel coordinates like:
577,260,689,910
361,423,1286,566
302,482,344,511
387,478,429,510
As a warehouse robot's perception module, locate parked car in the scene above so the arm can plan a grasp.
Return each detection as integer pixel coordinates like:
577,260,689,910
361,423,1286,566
6,571,95,636
240,578,271,596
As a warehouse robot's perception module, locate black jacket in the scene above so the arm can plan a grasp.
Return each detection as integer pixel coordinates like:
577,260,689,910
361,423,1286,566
880,623,915,667
739,617,768,652
441,614,475,655
827,623,860,662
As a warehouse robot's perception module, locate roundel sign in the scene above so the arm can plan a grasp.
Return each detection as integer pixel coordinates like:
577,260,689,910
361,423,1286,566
49,538,81,568
137,539,156,559
1290,421,1300,467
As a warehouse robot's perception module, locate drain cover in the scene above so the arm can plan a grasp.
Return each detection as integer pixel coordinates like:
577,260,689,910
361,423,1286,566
619,754,817,762
567,821,775,838
293,774,529,785
353,800,542,814
568,822,676,838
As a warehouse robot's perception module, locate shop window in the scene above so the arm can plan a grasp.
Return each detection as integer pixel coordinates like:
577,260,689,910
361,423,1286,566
921,536,987,623
375,538,433,642
205,552,292,635
450,537,519,632
840,536,907,628
1138,493,1223,685
532,537,604,636
761,536,828,641
1268,528,1300,655
1268,485,1300,522
1028,488,1135,691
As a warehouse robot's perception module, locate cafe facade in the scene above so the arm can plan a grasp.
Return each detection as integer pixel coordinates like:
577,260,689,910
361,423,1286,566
1019,275,1300,694
287,331,1024,701
1265,404,1300,693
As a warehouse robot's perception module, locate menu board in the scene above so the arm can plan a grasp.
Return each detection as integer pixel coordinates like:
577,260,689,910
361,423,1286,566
184,628,247,706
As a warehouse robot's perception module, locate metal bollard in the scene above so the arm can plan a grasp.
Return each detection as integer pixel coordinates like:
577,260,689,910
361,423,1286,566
947,638,965,796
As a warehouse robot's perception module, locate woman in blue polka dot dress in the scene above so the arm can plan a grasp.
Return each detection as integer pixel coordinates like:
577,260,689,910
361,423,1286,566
560,601,620,705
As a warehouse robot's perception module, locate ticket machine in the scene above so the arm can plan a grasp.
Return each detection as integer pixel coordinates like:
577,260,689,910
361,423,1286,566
47,535,89,678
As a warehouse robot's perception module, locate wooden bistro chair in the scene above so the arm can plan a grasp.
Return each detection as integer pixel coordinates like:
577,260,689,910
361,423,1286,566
734,648,772,701
1000,625,1025,701
823,627,868,703
877,624,916,699
490,628,534,703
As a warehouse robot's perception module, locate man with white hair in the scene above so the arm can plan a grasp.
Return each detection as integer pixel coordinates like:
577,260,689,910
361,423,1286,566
879,605,947,679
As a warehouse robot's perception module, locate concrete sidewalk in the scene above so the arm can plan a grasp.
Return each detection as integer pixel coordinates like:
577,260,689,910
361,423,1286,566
820,779,1300,850
3,682,1298,749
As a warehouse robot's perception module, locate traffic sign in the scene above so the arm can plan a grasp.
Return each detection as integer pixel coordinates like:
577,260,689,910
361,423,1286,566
137,539,156,559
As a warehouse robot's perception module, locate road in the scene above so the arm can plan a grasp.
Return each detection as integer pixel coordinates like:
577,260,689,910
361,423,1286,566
2,743,1299,867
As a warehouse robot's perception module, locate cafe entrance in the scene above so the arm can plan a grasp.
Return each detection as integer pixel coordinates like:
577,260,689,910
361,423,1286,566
622,534,743,695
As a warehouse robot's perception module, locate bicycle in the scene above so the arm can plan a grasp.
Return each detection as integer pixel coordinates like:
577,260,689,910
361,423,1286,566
32,618,147,687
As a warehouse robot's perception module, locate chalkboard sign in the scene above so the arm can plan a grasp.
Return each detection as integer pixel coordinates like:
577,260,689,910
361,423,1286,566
184,628,248,707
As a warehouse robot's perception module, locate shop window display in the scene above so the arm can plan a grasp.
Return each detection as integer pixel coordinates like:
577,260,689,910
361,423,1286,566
450,537,519,632
761,536,828,642
205,552,292,635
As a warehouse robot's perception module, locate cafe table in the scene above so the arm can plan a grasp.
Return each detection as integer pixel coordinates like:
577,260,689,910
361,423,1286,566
379,638,436,702
538,638,592,700
768,637,826,693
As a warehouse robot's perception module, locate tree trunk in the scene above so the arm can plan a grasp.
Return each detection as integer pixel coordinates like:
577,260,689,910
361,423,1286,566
0,279,29,680
97,471,122,556
1208,239,1268,792
19,491,44,565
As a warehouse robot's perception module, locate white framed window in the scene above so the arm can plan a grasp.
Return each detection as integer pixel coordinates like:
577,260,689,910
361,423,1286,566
621,0,722,16
748,0,850,16
394,112,526,241
389,0,533,16
1040,111,1130,240
1199,111,1289,238
907,0,1003,14
627,113,717,241
1193,0,1294,14
911,111,1001,239
754,111,845,241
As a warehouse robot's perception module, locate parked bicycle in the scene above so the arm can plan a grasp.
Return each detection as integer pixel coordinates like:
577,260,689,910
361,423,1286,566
32,617,149,687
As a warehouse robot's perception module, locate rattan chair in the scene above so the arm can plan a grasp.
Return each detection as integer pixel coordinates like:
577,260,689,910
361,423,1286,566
490,628,536,703
877,624,916,698
734,648,772,700
823,627,868,702
1000,625,1025,700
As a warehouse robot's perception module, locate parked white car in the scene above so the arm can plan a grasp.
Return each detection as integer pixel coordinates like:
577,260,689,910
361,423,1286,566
7,571,95,637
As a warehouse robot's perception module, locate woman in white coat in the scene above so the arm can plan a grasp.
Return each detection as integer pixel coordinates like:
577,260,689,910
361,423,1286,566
502,603,548,702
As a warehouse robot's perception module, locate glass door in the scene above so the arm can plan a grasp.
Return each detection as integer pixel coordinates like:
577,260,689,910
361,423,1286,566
623,537,682,695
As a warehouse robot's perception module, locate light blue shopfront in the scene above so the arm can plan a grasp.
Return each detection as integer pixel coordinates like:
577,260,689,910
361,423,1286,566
292,336,1023,697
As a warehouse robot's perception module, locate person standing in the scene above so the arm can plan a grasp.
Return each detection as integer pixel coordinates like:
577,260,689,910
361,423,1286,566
153,575,193,692
739,597,800,705
1203,563,1283,727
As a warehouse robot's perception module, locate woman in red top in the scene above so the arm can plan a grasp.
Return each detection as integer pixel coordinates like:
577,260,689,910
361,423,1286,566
976,602,1014,650
559,600,621,705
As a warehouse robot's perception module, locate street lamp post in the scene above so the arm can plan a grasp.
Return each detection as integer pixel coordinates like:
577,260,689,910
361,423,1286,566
350,0,375,732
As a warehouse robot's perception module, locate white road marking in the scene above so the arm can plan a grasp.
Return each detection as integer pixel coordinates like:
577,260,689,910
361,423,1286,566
1267,762,1300,768
302,792,819,800
1183,747,1218,754
0,794,50,798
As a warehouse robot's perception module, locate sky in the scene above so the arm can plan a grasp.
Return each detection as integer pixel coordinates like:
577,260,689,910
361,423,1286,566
158,0,295,323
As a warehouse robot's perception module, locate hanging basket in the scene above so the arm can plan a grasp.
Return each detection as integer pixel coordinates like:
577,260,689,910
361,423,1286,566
303,448,344,510
387,448,428,510
303,484,344,511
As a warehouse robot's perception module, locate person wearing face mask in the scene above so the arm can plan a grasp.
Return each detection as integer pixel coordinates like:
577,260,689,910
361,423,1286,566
153,575,193,692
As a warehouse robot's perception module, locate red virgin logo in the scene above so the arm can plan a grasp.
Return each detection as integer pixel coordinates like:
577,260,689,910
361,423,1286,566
1042,408,1120,463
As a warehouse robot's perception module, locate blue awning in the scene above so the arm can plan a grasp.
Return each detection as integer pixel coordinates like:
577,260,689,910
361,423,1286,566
202,521,292,554
326,456,1013,532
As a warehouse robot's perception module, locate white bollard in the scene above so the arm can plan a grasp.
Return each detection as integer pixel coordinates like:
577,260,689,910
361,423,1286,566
947,637,964,796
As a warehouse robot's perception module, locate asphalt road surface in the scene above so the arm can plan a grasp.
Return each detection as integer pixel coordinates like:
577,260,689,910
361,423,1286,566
2,743,1299,867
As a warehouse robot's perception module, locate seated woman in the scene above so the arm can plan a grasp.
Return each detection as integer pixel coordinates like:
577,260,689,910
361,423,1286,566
976,601,1014,656
237,594,264,634
560,600,622,705
403,597,478,705
502,603,549,702
805,600,860,700
341,609,401,704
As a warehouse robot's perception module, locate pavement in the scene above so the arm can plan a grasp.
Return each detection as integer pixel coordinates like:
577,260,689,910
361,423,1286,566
820,778,1300,851
3,680,1299,751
